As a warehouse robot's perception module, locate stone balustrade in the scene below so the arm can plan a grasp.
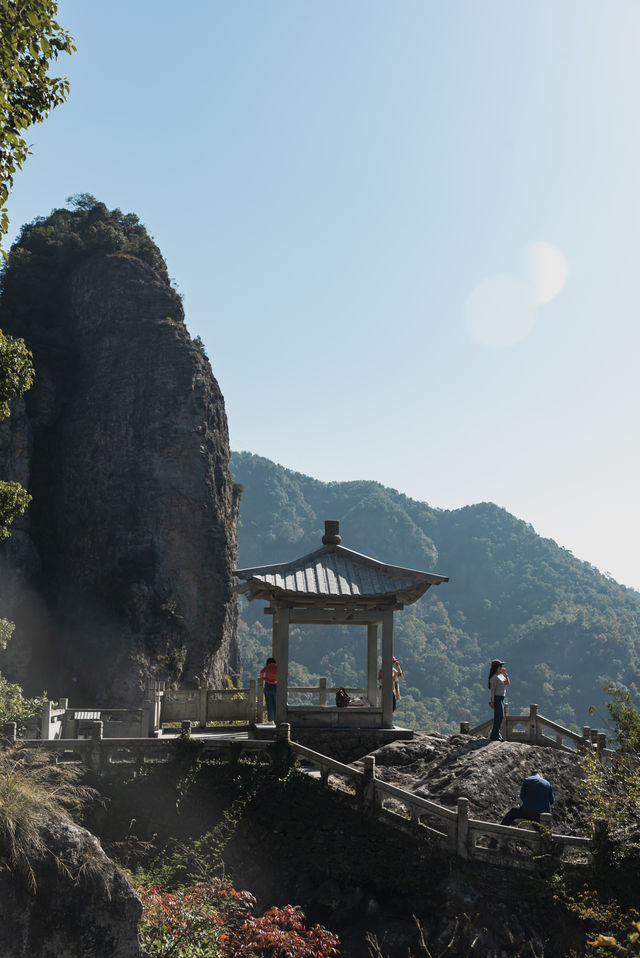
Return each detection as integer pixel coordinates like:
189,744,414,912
2,716,606,871
464,703,616,763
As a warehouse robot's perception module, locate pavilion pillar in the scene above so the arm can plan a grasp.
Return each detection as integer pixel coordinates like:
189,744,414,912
367,622,378,705
274,605,290,726
381,608,394,728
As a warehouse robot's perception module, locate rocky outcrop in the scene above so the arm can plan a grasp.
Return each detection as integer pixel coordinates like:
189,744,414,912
0,246,240,704
358,732,587,831
221,735,590,957
0,814,146,958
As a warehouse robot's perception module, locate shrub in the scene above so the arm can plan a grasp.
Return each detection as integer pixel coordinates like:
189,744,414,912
137,879,340,958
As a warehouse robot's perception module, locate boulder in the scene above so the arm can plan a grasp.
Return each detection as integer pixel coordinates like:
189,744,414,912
359,732,587,831
0,814,146,958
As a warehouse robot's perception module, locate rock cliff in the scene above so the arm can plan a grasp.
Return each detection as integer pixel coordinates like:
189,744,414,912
0,813,146,958
0,200,240,704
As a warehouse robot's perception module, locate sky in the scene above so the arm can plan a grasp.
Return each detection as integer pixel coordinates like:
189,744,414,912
5,1,640,590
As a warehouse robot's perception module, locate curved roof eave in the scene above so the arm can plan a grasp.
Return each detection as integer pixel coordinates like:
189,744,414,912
234,541,449,607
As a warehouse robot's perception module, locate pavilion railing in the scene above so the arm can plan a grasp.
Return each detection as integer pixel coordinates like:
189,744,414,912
28,693,619,767
462,703,617,764
28,679,374,739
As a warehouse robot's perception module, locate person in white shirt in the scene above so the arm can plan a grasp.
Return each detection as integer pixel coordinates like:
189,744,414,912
488,658,510,741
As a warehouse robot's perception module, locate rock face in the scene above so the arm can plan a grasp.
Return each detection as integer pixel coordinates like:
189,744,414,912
0,814,146,958
0,245,240,704
359,732,587,832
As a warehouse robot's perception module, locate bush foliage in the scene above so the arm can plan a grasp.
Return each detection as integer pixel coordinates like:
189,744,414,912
137,880,340,958
0,194,169,357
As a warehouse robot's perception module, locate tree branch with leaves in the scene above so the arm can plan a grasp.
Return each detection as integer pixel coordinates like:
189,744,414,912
0,329,33,539
0,0,75,251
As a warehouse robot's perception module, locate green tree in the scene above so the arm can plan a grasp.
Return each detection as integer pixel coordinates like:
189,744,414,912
0,332,37,732
0,329,33,538
0,0,75,250
604,684,640,755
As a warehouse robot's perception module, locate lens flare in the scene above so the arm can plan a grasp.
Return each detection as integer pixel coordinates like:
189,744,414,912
465,273,537,348
525,241,568,305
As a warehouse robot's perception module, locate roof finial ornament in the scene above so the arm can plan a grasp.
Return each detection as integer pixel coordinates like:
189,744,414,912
322,519,341,545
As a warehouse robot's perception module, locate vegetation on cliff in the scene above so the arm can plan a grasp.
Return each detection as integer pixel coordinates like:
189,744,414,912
0,194,169,357
231,451,640,732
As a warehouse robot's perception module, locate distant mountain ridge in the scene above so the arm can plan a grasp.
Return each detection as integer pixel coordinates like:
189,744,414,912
231,450,640,731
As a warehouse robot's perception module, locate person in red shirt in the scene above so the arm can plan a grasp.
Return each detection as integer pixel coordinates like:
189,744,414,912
259,657,277,723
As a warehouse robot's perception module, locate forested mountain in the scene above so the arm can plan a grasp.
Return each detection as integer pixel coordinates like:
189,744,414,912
231,450,640,732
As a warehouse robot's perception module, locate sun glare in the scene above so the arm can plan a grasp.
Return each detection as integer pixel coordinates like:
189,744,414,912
464,273,537,348
465,242,568,348
525,242,569,306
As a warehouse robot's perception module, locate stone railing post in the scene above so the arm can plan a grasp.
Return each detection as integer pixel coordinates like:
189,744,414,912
258,678,265,724
272,723,291,777
529,704,539,745
41,700,53,740
456,798,469,859
597,732,606,763
319,677,327,707
459,721,470,734
89,721,103,740
153,683,163,728
581,726,592,753
590,729,598,747
25,716,40,740
248,680,257,727
88,721,104,772
276,722,291,744
181,720,192,738
538,811,556,862
362,755,376,813
58,697,68,710
199,686,208,728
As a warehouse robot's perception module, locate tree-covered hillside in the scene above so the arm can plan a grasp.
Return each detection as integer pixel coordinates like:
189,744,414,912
231,451,640,733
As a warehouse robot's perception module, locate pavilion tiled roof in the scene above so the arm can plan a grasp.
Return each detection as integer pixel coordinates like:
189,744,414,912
234,522,449,606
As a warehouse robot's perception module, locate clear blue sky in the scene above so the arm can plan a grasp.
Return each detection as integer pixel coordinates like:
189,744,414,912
6,1,640,590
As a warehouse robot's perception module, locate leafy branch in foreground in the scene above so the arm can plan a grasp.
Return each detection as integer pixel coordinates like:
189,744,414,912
554,687,640,954
0,330,34,539
603,684,640,755
0,0,75,250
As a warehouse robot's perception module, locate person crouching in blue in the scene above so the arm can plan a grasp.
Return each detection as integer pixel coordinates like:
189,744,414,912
501,773,555,826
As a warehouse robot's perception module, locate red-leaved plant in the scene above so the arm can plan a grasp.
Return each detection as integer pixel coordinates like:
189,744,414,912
138,878,340,957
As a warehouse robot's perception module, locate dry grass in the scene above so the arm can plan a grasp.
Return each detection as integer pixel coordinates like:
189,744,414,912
0,746,100,892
